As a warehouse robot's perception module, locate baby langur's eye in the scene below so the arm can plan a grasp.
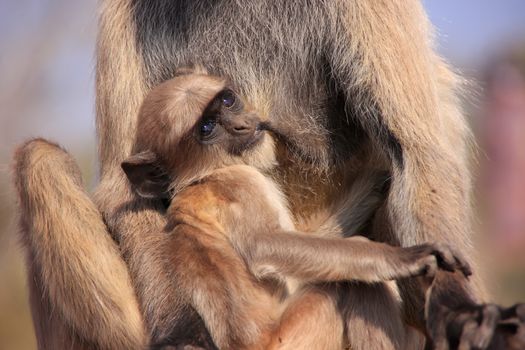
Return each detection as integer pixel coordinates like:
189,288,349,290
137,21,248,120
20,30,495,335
199,117,216,138
220,90,236,108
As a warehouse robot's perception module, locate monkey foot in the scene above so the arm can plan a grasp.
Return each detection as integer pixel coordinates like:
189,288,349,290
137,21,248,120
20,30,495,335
428,300,525,349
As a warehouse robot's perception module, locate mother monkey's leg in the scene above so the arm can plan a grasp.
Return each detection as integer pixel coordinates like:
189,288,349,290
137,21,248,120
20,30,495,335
12,1,151,348
13,139,146,350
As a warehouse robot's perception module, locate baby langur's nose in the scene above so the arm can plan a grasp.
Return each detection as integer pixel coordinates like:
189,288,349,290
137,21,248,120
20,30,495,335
223,114,260,136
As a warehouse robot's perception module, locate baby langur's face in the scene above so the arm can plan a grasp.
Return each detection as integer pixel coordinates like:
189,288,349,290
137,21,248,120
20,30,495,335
194,87,266,156
122,72,276,200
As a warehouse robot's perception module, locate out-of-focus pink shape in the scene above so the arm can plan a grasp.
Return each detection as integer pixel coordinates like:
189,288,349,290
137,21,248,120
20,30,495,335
483,62,525,251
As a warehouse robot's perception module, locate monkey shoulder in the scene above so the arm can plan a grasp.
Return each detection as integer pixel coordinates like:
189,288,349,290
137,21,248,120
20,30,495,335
203,165,281,202
171,165,294,235
207,165,295,231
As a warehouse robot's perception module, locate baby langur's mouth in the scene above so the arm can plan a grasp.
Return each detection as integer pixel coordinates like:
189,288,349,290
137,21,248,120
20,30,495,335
243,122,266,149
228,121,267,155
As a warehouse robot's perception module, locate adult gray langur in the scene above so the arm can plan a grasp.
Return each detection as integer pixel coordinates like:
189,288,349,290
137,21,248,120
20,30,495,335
13,1,525,349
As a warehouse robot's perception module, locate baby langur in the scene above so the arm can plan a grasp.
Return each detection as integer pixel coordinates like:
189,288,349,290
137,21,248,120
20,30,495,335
122,71,472,350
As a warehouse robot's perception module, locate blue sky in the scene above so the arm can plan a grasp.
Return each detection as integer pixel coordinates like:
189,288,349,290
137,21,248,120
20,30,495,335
425,0,525,66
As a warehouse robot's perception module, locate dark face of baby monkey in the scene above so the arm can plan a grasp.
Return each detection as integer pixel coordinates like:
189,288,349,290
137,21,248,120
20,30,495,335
123,72,277,198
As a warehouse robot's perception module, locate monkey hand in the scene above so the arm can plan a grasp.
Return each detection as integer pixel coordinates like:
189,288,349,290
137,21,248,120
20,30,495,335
397,243,473,281
426,273,525,350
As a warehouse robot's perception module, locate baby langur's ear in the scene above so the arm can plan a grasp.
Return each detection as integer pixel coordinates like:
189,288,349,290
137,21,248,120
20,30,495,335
121,150,171,199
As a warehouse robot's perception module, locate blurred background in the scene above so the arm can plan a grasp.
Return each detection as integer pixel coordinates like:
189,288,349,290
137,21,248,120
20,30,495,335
0,0,524,348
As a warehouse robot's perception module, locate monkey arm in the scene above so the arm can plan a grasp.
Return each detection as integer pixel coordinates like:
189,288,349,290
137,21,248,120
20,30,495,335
244,233,468,284
13,139,146,350
330,0,524,347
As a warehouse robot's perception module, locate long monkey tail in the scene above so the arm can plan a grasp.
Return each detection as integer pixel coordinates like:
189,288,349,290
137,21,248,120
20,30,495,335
13,138,146,350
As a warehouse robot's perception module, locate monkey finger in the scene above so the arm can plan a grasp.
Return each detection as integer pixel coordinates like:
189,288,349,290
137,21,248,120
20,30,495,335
431,243,459,273
431,243,472,277
451,304,500,350
499,303,525,348
453,253,473,278
469,304,500,349
423,257,438,280
458,319,481,350
448,244,473,277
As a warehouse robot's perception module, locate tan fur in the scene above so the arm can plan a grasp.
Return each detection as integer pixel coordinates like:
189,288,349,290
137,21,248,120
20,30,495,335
13,139,146,350
12,0,525,349
96,0,147,174
267,286,345,350
120,73,470,349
